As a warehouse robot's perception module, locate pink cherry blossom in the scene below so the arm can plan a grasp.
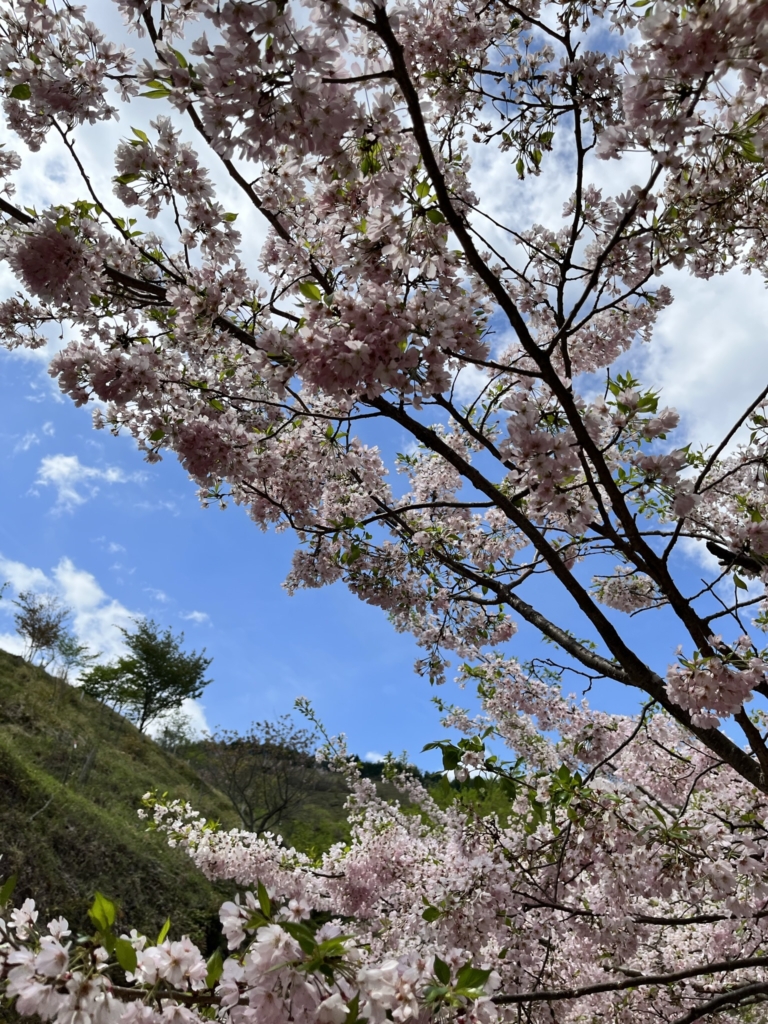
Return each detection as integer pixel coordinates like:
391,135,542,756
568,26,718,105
2,0,768,1019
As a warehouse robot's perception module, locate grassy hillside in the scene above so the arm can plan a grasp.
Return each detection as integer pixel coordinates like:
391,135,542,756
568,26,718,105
0,648,509,950
0,649,238,950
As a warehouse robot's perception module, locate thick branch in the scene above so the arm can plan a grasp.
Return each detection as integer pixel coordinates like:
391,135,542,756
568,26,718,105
366,392,766,790
0,196,34,225
671,981,768,1024
492,955,768,1005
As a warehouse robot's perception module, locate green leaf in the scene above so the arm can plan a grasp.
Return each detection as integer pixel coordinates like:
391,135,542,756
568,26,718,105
10,83,31,100
456,963,492,990
0,874,17,905
141,87,171,99
88,892,117,932
223,212,238,222
206,948,224,988
426,208,446,224
423,985,449,1004
298,281,323,302
157,916,171,944
115,172,141,186
280,920,316,955
115,938,138,974
441,746,460,771
208,398,224,412
148,428,165,442
131,127,149,144
422,905,440,923
433,955,451,985
172,49,188,68
415,181,430,199
734,575,748,590
257,880,272,918
515,158,525,178
345,993,360,1024
315,935,350,958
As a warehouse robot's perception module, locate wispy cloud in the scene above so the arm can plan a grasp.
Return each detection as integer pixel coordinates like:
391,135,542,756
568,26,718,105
181,610,210,625
35,454,142,511
14,431,40,453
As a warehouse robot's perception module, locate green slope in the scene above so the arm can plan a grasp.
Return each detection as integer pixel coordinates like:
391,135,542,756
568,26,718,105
0,648,505,947
0,649,238,950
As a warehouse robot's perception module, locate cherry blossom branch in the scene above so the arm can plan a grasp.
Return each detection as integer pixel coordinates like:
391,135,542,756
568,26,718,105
365,391,766,789
369,3,724,665
0,195,33,225
694,382,768,492
492,955,768,1005
670,981,768,1024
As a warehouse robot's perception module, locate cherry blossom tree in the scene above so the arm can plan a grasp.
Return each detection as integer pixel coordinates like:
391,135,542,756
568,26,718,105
2,0,768,1020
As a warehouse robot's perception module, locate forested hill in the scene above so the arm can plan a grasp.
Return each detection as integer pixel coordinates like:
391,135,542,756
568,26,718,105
0,648,239,952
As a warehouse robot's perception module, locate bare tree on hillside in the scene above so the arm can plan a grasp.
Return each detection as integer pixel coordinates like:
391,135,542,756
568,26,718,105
198,717,318,834
156,710,197,755
14,591,70,667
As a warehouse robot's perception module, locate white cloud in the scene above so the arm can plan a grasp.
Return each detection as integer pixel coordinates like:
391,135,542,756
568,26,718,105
0,632,23,657
146,698,211,740
145,587,169,603
52,558,137,662
181,610,210,625
108,542,125,553
14,431,40,453
640,269,768,451
135,498,178,514
0,555,52,594
452,363,490,405
35,453,140,511
365,750,385,763
42,422,55,436
0,553,136,663
678,535,721,575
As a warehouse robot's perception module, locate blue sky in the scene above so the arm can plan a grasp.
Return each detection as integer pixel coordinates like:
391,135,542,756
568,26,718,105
0,346,455,762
